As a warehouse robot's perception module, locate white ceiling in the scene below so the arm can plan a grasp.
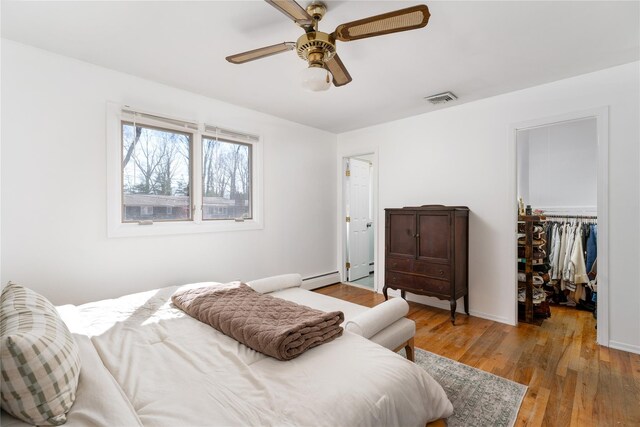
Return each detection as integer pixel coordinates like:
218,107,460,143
2,1,639,133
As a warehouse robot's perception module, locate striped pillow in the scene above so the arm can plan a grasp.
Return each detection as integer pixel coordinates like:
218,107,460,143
0,283,81,425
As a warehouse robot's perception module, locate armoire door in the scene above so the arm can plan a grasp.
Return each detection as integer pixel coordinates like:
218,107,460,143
417,212,451,264
387,212,416,258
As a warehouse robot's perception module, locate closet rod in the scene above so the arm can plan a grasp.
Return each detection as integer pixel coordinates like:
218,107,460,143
543,214,598,219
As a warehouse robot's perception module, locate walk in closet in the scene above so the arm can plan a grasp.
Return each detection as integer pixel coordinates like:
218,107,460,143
516,117,599,326
517,213,598,324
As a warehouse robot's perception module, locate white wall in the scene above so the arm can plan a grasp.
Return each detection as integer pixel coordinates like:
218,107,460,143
516,131,530,206
517,118,598,211
338,62,640,352
1,40,337,305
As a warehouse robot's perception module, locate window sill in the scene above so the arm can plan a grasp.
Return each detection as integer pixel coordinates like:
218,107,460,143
107,218,264,238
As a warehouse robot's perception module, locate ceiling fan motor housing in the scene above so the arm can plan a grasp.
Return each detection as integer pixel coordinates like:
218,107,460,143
296,32,336,65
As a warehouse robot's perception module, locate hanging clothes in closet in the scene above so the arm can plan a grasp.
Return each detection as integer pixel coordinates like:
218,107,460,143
543,216,598,312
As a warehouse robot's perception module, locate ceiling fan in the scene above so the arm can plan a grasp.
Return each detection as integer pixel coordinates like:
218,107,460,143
226,1,430,91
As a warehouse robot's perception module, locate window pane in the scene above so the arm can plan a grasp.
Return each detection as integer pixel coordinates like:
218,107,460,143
202,137,251,220
121,122,191,222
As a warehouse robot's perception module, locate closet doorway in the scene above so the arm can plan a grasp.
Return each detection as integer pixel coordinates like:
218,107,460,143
342,154,376,289
512,108,609,346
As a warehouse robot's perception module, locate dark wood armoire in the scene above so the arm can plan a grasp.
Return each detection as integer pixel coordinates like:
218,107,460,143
384,205,469,324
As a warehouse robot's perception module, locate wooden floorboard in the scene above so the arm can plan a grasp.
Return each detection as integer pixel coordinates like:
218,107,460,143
315,283,640,426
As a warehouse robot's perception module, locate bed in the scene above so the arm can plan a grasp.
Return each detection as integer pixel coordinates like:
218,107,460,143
1,276,453,427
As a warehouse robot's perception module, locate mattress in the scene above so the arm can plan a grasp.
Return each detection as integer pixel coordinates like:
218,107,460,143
2,283,453,426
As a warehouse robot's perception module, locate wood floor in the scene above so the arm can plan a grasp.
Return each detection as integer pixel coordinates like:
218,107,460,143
316,284,640,427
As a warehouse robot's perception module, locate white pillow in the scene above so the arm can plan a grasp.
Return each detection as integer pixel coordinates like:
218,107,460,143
345,298,409,339
246,274,302,294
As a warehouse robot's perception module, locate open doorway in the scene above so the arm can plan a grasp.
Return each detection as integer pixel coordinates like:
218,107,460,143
513,107,609,346
343,154,375,289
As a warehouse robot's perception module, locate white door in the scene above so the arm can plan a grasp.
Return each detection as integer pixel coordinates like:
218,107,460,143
347,159,371,281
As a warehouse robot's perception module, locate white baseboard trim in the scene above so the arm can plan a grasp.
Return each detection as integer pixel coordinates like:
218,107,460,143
469,310,513,326
301,271,341,290
401,294,512,325
385,288,397,295
609,340,640,355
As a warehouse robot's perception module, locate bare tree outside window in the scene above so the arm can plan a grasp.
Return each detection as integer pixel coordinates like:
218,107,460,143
121,122,191,222
202,137,251,220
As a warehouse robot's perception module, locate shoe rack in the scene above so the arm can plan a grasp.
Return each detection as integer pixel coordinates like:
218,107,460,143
517,215,547,325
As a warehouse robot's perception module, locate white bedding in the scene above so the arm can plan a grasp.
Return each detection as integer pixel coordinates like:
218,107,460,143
3,284,453,427
1,335,142,427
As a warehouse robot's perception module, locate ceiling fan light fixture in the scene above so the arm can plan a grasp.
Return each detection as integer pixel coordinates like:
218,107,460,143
300,65,332,92
228,2,432,89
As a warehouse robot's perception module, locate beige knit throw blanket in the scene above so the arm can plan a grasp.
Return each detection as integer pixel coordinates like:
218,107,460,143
172,282,344,361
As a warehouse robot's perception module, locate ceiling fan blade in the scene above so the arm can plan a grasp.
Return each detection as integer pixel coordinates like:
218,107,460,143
325,54,352,87
226,42,295,64
264,0,313,26
333,5,430,42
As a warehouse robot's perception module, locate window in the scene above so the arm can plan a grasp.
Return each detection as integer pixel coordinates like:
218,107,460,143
202,137,252,220
140,206,154,216
107,103,263,237
121,122,192,222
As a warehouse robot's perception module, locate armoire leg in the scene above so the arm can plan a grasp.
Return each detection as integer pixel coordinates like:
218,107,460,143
383,285,389,301
450,299,457,325
464,294,469,315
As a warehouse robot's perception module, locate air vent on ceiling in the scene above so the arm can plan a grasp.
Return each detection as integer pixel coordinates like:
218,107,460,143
424,91,457,105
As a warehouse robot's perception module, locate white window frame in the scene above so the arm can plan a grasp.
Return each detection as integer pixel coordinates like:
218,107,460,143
106,102,264,237
201,131,253,222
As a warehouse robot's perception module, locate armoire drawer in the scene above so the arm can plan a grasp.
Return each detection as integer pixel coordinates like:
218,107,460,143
386,271,451,295
386,257,450,280
412,261,450,280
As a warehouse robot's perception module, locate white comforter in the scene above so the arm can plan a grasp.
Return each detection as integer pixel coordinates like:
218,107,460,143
2,284,453,427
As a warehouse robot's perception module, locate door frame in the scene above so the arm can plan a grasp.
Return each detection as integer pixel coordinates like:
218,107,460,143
508,106,609,346
339,151,379,291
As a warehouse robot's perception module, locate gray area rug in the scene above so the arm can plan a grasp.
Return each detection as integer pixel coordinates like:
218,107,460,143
412,348,527,427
